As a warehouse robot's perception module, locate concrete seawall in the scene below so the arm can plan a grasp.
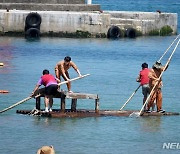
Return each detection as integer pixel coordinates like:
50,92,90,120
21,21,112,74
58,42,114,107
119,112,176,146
0,9,178,38
106,11,177,35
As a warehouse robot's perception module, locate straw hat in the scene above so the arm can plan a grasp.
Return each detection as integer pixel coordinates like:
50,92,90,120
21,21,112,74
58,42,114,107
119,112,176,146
37,145,55,154
152,61,162,69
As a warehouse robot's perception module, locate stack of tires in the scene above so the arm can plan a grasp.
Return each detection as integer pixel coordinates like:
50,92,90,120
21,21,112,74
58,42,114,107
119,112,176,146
25,12,42,39
107,26,137,39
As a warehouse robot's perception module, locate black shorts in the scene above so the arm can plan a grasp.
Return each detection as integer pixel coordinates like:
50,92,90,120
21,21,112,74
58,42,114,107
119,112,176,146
45,84,58,95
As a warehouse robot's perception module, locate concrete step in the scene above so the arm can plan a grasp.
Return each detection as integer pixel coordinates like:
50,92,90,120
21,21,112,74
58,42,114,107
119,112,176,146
0,0,85,4
111,18,155,26
0,3,100,11
105,11,161,21
111,18,137,25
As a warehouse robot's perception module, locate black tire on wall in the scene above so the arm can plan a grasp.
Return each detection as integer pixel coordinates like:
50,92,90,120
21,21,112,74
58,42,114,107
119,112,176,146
25,28,40,38
25,12,42,28
107,26,123,38
125,28,136,38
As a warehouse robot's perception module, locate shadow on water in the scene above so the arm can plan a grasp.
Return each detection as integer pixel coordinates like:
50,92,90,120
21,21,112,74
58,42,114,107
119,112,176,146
32,116,100,129
25,37,41,42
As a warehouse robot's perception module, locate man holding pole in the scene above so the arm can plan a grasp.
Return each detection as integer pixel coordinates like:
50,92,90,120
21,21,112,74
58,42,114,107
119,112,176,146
136,62,150,111
147,61,168,113
55,56,82,93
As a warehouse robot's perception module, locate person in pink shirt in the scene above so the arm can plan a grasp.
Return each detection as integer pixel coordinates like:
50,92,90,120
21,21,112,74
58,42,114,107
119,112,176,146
32,69,60,112
136,62,150,111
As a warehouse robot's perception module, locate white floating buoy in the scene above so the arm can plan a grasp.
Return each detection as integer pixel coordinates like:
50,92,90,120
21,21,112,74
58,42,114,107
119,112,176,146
0,62,4,66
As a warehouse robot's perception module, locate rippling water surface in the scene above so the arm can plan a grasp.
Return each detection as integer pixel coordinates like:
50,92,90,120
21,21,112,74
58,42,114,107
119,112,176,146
0,0,180,154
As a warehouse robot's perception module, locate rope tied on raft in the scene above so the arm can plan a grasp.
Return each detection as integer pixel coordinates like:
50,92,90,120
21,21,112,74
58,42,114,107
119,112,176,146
28,108,41,116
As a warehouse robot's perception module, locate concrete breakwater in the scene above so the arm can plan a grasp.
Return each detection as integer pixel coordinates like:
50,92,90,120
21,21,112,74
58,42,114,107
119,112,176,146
0,9,177,38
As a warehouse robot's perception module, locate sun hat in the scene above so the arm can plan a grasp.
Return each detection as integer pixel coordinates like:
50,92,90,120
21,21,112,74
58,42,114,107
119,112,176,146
37,145,55,154
152,61,162,69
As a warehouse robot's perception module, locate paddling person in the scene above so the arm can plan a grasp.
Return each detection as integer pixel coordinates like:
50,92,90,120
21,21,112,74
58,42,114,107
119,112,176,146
55,56,82,93
31,69,60,112
147,61,168,113
136,62,150,111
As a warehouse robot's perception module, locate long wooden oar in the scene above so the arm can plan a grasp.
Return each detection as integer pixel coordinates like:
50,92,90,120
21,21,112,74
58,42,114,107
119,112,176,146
119,85,141,110
0,96,33,113
158,34,180,62
149,34,180,109
57,74,90,86
0,74,90,114
138,39,180,116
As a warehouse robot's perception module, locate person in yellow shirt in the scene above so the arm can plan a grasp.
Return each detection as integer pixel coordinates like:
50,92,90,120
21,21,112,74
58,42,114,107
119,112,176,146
55,56,82,93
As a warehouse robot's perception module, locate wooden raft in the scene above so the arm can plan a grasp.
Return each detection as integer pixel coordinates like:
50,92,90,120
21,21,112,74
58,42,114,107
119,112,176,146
16,109,180,117
34,89,100,113
16,88,180,117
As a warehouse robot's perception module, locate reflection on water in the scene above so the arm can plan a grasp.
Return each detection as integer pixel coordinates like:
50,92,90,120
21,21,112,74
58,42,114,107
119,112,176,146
0,38,14,74
139,116,162,132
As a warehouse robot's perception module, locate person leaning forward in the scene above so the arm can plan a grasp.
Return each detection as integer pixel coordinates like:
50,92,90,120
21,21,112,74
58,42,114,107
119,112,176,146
55,56,82,93
31,69,60,112
147,61,168,113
